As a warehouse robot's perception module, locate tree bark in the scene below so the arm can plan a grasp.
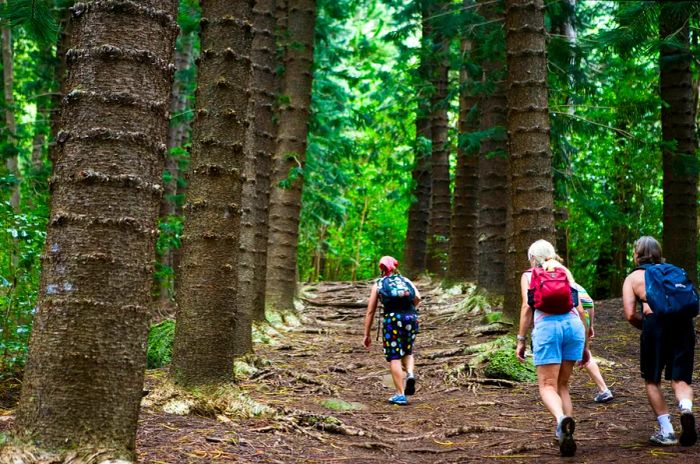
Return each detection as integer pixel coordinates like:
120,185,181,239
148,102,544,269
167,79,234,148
15,0,178,456
265,0,316,313
235,0,277,354
504,0,556,317
158,27,197,306
447,28,479,283
403,0,433,279
171,1,254,385
48,7,73,167
1,6,18,210
426,0,451,276
660,4,698,279
477,0,508,294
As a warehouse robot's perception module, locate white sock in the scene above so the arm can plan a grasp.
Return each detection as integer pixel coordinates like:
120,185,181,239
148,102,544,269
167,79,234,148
407,371,414,378
557,415,565,425
679,399,693,412
658,414,674,435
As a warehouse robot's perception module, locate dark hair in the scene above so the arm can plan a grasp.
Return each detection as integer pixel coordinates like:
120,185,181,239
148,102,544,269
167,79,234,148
634,236,664,265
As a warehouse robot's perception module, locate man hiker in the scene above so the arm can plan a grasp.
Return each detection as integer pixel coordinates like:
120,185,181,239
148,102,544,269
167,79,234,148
622,236,698,446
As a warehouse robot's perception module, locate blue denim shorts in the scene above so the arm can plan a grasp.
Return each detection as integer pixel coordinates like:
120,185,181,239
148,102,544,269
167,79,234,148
531,312,585,366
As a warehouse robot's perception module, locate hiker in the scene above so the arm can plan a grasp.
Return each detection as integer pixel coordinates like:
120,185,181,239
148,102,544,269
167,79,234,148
570,282,614,403
516,239,588,457
622,236,698,446
362,256,421,405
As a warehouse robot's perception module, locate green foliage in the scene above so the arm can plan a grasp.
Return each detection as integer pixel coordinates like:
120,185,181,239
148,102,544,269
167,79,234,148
146,320,175,369
0,0,59,45
320,398,365,411
482,311,503,325
483,347,536,383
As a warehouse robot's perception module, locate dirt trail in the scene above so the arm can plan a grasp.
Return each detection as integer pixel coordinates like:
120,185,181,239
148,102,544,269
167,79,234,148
4,279,700,463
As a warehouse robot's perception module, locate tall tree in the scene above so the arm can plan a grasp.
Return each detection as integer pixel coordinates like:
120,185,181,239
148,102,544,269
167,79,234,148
235,0,277,352
403,0,433,278
158,0,199,307
171,1,254,385
659,3,698,278
447,10,479,282
13,0,177,456
1,1,18,210
425,0,451,276
265,0,316,313
503,0,556,316
476,0,508,294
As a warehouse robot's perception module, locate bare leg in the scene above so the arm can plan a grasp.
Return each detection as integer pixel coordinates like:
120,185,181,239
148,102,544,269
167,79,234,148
538,363,564,422
558,361,576,417
646,381,669,416
402,354,415,375
390,360,404,395
671,380,693,405
584,356,609,392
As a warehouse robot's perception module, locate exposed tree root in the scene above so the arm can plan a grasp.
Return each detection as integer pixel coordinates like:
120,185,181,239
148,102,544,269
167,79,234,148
442,425,525,437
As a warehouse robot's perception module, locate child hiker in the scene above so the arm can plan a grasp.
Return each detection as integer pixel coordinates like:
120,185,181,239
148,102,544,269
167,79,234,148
363,256,421,405
570,282,614,403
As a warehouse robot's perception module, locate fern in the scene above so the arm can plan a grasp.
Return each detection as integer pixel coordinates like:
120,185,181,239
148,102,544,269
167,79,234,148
0,0,59,45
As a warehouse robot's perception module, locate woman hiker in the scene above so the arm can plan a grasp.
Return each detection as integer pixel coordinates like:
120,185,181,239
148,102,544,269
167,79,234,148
516,240,589,457
363,256,421,405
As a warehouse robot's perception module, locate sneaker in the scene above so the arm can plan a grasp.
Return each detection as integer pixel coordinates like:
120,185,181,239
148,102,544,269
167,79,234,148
594,389,614,403
680,409,697,446
405,375,416,396
558,416,576,457
388,394,408,405
649,429,678,446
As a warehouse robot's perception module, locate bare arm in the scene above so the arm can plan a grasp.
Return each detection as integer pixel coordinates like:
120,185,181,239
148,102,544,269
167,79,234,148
516,273,533,361
622,274,642,330
363,284,379,347
408,280,421,308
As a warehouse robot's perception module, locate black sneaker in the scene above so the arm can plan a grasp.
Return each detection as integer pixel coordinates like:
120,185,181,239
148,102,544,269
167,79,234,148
558,416,576,457
405,375,416,396
680,409,697,446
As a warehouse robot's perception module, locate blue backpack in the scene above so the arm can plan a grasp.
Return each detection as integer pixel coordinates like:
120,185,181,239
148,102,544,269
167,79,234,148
378,274,415,313
638,263,699,318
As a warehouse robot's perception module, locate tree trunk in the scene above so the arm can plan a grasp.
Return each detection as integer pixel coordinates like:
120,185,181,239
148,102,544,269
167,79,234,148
265,0,316,313
426,0,451,276
235,0,277,353
503,0,556,317
158,28,197,307
660,4,698,279
477,0,507,294
447,29,479,283
1,9,18,210
48,7,73,167
403,0,433,279
170,1,254,385
14,0,178,456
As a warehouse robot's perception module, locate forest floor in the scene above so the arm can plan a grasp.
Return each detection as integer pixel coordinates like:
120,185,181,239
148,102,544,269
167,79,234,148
4,278,700,463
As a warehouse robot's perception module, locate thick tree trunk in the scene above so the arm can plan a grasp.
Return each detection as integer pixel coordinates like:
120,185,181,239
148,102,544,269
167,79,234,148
1,13,18,210
503,0,556,317
48,8,72,167
447,31,479,282
235,0,277,354
426,0,451,276
265,0,316,313
14,0,177,456
158,30,197,306
403,0,433,279
477,0,507,294
171,1,254,385
660,4,698,279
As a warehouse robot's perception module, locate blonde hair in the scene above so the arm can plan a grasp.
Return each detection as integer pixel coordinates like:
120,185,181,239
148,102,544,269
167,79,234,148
527,239,574,281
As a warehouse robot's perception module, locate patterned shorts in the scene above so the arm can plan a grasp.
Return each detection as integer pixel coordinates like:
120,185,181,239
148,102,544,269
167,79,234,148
382,311,419,362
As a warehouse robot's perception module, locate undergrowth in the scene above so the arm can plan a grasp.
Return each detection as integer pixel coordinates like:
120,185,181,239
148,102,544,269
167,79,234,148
147,320,175,368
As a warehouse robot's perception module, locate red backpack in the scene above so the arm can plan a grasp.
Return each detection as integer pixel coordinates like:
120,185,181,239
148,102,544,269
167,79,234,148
527,267,573,314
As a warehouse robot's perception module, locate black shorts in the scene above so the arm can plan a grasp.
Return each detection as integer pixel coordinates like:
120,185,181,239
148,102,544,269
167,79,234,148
640,313,696,384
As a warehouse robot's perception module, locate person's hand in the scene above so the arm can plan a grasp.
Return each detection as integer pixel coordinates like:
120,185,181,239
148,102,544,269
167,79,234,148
642,302,653,316
589,326,595,338
363,335,371,349
578,347,591,368
516,340,526,362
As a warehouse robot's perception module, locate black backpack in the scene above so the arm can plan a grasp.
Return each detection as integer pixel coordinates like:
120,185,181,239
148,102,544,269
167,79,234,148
378,274,415,312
